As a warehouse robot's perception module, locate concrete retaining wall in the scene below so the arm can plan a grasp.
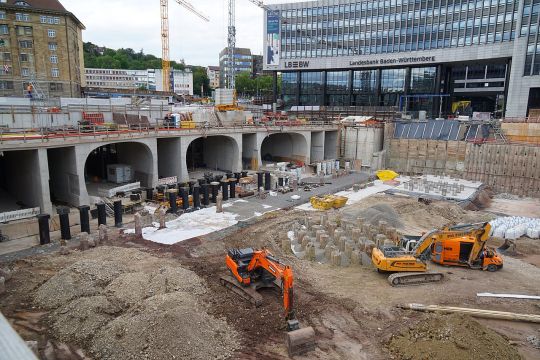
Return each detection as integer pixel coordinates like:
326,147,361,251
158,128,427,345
342,126,384,168
387,139,540,197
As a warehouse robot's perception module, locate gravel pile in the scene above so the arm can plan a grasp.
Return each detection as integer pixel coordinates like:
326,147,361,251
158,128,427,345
32,247,240,359
348,204,403,228
389,314,521,360
34,259,127,309
91,293,240,360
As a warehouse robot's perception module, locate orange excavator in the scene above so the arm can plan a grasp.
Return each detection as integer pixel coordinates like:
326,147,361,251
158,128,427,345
221,248,315,356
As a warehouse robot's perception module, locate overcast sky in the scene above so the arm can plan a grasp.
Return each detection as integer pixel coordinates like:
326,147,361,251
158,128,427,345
60,0,302,67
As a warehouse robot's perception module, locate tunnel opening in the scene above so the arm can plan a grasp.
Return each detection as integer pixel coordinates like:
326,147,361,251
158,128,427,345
185,136,238,181
0,149,42,212
84,142,153,198
47,146,79,207
260,133,308,166
324,131,338,160
242,133,258,170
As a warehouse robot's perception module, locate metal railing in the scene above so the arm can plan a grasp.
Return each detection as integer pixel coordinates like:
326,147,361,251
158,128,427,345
0,120,339,144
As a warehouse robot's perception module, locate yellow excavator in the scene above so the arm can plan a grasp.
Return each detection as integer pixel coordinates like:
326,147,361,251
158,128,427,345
372,222,503,286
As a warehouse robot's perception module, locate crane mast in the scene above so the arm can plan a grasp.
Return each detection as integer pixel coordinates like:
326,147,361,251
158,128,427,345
160,0,209,92
226,0,267,90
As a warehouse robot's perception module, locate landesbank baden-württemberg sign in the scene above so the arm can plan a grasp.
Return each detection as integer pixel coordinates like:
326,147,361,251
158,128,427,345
280,56,437,70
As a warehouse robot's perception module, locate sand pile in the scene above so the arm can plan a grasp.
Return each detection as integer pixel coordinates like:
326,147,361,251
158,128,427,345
346,204,403,228
33,247,240,359
388,314,521,360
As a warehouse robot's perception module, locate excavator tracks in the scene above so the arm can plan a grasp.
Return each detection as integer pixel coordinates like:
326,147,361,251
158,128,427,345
220,275,263,306
387,272,444,286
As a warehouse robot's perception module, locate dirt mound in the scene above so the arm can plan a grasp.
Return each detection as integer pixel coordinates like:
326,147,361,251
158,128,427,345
388,314,521,360
91,293,240,360
50,295,120,344
347,204,403,228
31,247,238,359
34,259,127,310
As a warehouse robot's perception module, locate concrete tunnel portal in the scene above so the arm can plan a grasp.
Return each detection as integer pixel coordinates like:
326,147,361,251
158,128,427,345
186,136,239,179
83,142,154,197
261,133,309,166
0,149,47,212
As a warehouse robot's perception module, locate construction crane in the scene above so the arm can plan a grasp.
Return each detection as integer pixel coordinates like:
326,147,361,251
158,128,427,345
226,0,268,89
160,0,209,92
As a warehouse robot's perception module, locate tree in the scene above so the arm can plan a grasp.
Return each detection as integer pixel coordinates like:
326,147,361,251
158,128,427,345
192,66,210,96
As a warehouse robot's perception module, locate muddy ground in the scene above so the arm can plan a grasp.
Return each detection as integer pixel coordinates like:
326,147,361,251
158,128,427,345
1,194,539,359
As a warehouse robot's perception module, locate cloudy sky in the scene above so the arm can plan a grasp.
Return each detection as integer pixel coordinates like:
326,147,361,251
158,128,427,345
61,0,301,67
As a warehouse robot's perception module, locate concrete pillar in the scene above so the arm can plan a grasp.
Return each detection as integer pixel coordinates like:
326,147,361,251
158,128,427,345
216,194,223,213
57,206,71,240
113,200,122,227
159,208,167,229
310,131,325,162
37,148,53,214
98,224,108,243
134,213,142,237
192,186,200,209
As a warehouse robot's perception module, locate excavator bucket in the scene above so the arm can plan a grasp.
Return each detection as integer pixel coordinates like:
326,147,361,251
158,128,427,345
286,326,316,356
497,239,516,254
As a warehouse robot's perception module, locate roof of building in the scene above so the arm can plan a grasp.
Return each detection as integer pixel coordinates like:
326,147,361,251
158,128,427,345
208,66,220,71
5,0,66,12
1,0,85,28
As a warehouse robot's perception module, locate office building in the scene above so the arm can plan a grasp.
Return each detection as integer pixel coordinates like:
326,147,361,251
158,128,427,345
263,0,540,117
219,47,253,87
85,68,193,96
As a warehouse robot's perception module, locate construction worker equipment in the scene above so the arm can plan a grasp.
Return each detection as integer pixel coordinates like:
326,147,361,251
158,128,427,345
372,222,503,286
221,248,315,355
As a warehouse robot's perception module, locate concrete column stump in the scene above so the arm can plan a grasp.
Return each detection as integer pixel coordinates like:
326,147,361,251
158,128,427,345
0,277,5,295
319,234,329,249
216,195,223,213
297,230,307,244
301,236,311,251
159,208,167,229
282,238,291,253
98,224,108,244
79,232,89,251
351,228,361,244
325,245,336,261
306,243,316,261
320,214,328,227
364,240,376,255
333,228,344,242
339,236,348,251
326,221,337,238
378,220,387,233
134,213,143,238
344,241,354,259
315,230,326,244
350,250,361,266
331,250,342,266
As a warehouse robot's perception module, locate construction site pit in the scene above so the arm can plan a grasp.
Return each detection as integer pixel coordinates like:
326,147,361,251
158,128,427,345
1,182,540,360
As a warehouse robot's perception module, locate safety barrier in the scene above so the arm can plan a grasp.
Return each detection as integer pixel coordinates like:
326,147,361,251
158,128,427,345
82,112,105,124
0,207,40,223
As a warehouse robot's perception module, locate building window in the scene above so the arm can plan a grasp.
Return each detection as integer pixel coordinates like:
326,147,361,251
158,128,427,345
47,29,56,38
48,42,57,51
21,67,29,77
0,25,9,35
19,40,32,48
14,1,31,6
0,12,6,20
41,16,60,24
0,81,14,89
50,55,58,64
49,82,63,92
2,52,10,61
15,13,30,22
19,53,28,62
51,68,59,77
40,16,47,23
16,26,32,36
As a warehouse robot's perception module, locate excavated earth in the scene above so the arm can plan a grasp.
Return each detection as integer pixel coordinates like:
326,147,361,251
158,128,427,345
1,194,539,359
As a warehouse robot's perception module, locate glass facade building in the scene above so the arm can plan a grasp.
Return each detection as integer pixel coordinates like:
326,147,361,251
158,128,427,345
264,0,540,118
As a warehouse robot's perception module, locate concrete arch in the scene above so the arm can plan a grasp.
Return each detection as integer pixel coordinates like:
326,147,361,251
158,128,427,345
73,138,158,206
181,134,242,181
259,132,310,166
